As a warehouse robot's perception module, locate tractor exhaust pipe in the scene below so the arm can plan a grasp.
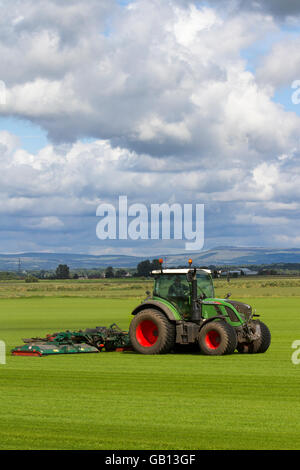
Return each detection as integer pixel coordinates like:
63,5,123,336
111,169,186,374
187,266,201,323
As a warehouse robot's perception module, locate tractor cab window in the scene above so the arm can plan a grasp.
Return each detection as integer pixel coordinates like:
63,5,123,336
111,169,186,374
196,272,214,298
154,274,191,315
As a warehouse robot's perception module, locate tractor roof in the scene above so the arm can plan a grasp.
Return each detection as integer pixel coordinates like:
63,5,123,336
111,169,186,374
151,268,211,275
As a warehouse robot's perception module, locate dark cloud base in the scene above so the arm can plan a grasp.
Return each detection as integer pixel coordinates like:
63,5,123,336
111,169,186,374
207,0,300,18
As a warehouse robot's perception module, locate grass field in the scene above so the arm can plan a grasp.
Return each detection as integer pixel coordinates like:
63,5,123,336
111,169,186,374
1,275,300,299
0,277,300,450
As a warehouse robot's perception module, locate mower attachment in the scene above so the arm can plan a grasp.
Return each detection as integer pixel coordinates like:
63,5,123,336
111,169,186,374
11,324,131,357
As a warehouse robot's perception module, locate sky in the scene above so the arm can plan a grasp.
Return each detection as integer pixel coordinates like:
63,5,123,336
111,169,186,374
0,0,300,256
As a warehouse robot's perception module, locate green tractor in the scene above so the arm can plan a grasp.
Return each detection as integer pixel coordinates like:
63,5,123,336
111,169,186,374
129,261,271,355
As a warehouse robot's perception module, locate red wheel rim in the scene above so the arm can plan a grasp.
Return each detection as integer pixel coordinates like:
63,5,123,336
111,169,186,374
205,330,221,349
136,320,159,347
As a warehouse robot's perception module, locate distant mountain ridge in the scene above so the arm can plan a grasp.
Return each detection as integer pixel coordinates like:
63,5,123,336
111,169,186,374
0,252,142,271
1,247,300,271
165,247,300,266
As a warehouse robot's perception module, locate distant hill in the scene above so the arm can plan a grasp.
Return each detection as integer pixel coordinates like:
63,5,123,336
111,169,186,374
0,252,143,271
1,247,300,271
164,247,300,267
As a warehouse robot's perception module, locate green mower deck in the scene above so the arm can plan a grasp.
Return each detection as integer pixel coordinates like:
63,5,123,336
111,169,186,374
11,324,131,357
12,343,100,356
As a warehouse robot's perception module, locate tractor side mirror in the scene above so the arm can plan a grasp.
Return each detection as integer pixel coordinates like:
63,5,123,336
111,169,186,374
225,292,231,299
186,271,194,283
144,290,151,301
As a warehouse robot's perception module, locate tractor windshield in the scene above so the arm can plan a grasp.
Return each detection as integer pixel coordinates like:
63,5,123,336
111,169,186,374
196,272,214,298
153,274,190,315
154,274,189,301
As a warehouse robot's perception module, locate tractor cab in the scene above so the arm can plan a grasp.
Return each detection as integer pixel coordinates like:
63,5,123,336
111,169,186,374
151,268,214,318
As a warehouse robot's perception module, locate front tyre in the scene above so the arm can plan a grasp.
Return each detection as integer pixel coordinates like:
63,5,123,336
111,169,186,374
198,321,237,356
129,309,175,355
237,321,271,354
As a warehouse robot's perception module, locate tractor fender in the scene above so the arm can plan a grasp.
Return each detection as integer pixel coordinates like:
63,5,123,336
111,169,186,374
131,301,177,322
199,315,228,331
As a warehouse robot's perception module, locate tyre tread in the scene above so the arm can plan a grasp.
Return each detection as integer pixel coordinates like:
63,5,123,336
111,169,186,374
198,320,237,356
129,308,175,355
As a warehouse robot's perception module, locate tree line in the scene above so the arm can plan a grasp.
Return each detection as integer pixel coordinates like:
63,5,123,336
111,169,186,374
18,259,162,282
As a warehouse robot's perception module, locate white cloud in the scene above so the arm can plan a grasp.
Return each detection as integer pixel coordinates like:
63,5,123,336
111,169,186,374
0,130,299,213
23,216,64,230
257,38,300,88
1,0,296,167
0,0,299,252
172,5,221,47
275,235,300,245
251,162,279,199
0,131,20,154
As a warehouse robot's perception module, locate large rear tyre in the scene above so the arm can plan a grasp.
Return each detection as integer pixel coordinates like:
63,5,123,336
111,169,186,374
129,309,176,355
237,321,271,354
198,321,237,356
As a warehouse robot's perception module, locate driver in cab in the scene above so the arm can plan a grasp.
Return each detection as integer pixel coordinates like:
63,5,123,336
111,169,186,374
168,276,189,297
